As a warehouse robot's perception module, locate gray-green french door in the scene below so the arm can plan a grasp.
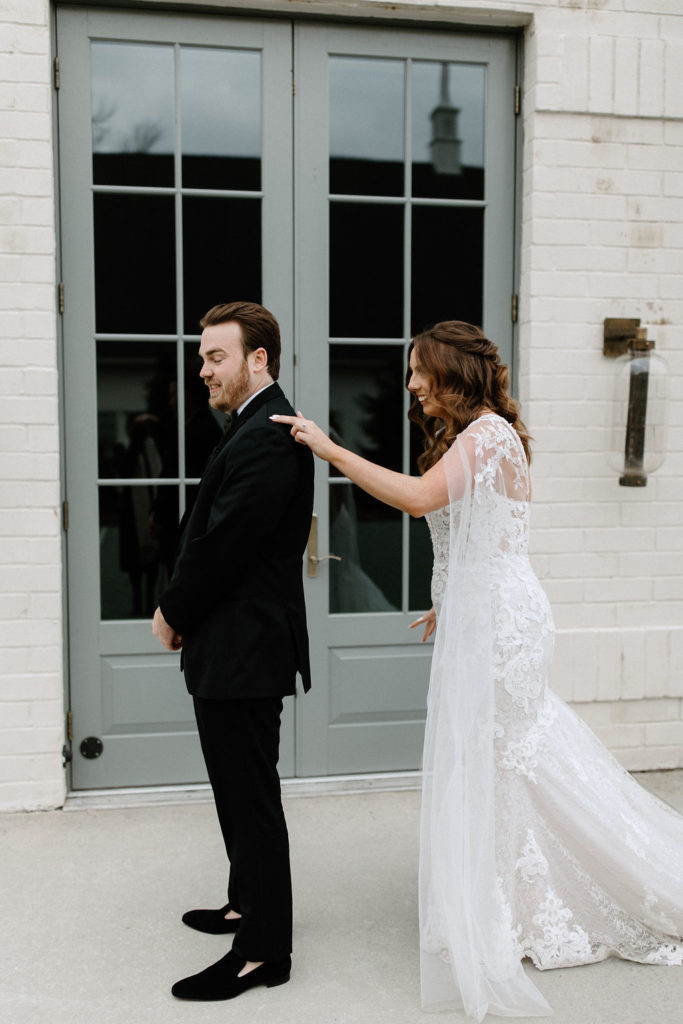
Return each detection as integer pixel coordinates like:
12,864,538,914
57,6,518,788
293,24,517,775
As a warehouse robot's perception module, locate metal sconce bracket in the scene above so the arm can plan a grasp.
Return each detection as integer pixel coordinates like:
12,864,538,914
603,318,651,357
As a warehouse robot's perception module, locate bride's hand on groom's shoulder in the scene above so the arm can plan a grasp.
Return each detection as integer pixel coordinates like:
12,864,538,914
409,607,436,642
270,411,337,461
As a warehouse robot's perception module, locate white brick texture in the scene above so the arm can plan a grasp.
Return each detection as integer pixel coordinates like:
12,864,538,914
520,1,683,778
0,0,65,812
1,0,682,810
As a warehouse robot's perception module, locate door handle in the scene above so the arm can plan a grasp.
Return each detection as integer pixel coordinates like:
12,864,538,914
307,513,342,578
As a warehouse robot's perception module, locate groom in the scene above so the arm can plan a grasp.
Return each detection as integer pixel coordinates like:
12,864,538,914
152,301,314,1001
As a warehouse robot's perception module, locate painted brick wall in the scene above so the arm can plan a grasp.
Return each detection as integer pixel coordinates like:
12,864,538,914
519,2,683,769
0,0,65,810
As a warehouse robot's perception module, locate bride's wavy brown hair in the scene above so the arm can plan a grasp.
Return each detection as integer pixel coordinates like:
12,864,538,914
407,321,532,473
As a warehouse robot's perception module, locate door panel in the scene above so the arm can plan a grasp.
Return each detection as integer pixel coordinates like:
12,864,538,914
295,23,517,776
58,7,294,788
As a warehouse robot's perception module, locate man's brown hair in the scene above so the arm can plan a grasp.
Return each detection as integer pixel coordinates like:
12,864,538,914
200,301,281,381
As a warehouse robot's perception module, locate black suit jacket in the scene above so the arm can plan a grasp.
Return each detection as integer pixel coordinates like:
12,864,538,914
159,383,314,699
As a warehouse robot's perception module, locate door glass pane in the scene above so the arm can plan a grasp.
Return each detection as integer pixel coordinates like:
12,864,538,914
329,57,404,197
181,47,261,190
411,205,484,334
183,197,261,334
329,344,404,475
330,202,403,337
99,485,178,620
330,485,401,613
183,342,225,478
412,62,485,200
96,341,177,479
94,194,176,334
409,516,433,610
91,42,174,187
408,421,433,609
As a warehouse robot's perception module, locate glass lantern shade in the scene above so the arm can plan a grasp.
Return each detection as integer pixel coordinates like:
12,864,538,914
608,347,669,486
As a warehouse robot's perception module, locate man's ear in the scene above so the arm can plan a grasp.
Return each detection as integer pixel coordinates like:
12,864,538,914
249,346,269,372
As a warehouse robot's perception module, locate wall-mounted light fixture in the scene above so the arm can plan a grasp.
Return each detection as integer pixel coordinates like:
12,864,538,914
603,318,668,487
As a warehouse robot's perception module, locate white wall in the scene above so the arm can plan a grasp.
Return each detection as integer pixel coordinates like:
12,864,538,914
518,1,683,769
0,0,65,810
0,0,681,810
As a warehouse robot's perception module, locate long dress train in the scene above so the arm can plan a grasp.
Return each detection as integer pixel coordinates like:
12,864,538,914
419,413,683,1021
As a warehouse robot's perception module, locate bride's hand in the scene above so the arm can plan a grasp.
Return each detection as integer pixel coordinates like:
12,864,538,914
409,607,436,643
270,411,337,461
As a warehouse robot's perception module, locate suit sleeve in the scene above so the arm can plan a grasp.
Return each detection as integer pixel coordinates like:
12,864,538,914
159,423,301,633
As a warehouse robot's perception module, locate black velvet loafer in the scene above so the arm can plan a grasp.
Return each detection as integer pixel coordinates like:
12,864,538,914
171,949,291,1001
181,903,241,934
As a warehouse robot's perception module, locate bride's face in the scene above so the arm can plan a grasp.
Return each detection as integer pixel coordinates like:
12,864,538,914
408,347,439,417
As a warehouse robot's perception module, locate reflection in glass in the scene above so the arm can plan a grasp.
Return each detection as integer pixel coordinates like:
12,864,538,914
329,344,405,475
330,484,401,613
97,342,177,480
91,42,174,187
411,205,484,335
99,485,178,620
330,202,403,338
329,57,404,196
409,515,433,611
183,343,225,477
183,196,261,334
412,62,485,200
94,194,176,334
181,47,261,190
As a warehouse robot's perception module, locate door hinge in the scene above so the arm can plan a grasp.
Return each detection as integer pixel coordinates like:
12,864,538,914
292,77,296,97
58,281,64,314
67,710,73,742
514,84,521,116
511,293,519,323
62,499,69,531
54,56,60,90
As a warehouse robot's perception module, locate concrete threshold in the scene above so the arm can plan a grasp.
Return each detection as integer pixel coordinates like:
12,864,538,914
63,770,422,811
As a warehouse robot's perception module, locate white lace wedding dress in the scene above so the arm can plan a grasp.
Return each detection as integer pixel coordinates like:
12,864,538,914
419,413,683,1021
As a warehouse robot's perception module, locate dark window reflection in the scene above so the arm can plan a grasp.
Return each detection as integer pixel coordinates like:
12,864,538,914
329,56,404,197
99,485,178,620
330,484,401,613
94,194,176,334
181,47,261,191
330,202,403,338
183,342,224,478
97,342,177,480
409,515,433,611
411,205,483,335
329,344,404,476
183,197,261,335
412,61,485,201
91,41,175,188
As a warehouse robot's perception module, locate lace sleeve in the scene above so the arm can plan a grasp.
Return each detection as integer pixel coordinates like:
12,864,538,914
456,415,530,503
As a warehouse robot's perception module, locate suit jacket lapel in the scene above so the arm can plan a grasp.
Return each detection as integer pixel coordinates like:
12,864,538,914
231,381,284,433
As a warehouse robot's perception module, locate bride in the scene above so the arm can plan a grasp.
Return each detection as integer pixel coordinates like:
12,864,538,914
272,320,683,1021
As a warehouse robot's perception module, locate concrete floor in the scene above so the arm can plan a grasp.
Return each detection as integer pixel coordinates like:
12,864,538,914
2,773,683,1024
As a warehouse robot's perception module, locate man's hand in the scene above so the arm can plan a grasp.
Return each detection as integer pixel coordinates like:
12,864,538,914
152,606,183,651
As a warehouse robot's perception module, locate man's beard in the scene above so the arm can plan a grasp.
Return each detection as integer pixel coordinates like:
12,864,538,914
212,359,250,413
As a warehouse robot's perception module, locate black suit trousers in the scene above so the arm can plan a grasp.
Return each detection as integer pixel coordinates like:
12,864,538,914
193,695,292,962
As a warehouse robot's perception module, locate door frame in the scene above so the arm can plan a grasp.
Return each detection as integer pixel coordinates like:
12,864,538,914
55,4,522,790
